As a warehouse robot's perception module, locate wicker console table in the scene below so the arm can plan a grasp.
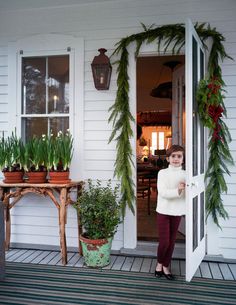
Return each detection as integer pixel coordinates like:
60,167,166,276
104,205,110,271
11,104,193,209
0,181,83,265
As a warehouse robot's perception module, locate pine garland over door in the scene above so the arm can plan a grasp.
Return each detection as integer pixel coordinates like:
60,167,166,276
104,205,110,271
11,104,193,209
109,23,234,225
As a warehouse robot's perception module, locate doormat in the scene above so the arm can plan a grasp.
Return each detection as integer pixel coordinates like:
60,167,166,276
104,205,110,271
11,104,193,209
1,262,236,304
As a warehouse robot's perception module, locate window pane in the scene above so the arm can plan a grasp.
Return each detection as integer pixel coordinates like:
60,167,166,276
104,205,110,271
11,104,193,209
22,55,69,115
151,132,157,155
193,195,198,251
158,132,164,150
22,57,46,114
192,36,198,176
22,117,69,141
22,118,48,141
48,55,69,114
49,117,69,136
200,49,205,174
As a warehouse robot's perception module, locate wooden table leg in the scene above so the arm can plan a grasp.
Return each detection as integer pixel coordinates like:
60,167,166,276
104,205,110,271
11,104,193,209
3,192,11,251
76,185,83,256
59,187,67,265
0,199,5,280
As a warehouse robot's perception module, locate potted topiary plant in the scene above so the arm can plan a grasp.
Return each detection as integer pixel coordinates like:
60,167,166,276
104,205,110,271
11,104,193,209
0,131,25,183
74,179,121,267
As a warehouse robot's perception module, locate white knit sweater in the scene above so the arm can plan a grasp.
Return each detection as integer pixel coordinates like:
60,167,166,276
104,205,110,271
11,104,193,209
156,165,186,216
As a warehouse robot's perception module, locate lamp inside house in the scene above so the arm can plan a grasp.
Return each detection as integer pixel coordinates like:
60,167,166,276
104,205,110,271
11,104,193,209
150,60,181,99
91,48,112,90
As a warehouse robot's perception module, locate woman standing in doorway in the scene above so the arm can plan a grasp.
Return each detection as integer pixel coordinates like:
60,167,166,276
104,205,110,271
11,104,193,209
155,145,186,280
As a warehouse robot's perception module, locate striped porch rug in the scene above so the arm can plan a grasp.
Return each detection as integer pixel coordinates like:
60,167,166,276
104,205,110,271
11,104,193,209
0,262,236,305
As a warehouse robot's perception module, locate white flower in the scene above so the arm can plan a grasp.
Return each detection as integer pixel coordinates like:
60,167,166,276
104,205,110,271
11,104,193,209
57,130,63,137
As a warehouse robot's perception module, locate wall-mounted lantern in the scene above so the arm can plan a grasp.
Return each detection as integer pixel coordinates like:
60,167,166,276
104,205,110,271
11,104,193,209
91,48,112,90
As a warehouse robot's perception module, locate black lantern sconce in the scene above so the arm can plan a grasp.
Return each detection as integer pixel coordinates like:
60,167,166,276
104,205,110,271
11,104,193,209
91,48,112,90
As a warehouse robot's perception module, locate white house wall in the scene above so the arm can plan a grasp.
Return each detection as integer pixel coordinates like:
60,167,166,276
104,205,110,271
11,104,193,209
0,0,236,258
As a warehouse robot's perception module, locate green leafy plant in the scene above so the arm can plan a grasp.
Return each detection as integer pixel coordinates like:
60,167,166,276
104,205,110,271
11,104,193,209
23,135,48,172
197,77,234,225
109,22,233,224
0,131,24,172
74,179,121,240
48,130,74,172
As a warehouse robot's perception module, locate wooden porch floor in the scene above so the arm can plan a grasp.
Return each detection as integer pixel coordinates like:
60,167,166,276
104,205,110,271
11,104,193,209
5,248,236,281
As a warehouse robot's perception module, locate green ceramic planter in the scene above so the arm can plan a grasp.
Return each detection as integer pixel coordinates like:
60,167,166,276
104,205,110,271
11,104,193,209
80,235,112,267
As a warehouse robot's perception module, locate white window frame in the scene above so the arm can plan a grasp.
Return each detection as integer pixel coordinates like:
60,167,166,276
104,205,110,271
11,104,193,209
19,51,71,139
8,34,84,180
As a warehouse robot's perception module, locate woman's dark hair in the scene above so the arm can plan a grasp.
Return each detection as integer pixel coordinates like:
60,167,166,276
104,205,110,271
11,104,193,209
166,145,185,157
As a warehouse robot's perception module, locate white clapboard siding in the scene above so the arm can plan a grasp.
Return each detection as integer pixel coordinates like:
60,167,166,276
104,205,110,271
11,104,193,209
0,56,7,66
224,173,236,184
0,103,8,113
84,140,116,151
0,75,7,85
225,184,236,195
85,150,116,161
0,95,7,104
219,227,236,239
228,130,236,140
224,98,236,109
83,170,117,180
11,225,78,237
84,130,111,141
11,234,79,248
229,140,236,151
84,121,112,132
220,238,236,249
0,47,8,134
0,0,236,258
84,110,110,121
219,217,236,228
0,85,7,95
225,86,236,97
84,100,115,111
223,76,236,86
222,65,236,76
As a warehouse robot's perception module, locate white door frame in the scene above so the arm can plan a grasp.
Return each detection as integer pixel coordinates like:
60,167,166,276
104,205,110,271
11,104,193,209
124,42,183,249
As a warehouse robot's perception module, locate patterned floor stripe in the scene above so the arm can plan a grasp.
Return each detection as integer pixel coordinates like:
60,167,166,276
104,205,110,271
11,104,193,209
0,262,236,305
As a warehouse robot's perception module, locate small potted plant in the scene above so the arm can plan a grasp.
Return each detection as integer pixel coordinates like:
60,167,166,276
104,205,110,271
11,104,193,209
0,132,25,183
23,135,48,183
74,179,121,267
47,130,74,184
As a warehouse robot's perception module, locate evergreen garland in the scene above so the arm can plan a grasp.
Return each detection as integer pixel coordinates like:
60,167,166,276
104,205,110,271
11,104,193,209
109,23,234,223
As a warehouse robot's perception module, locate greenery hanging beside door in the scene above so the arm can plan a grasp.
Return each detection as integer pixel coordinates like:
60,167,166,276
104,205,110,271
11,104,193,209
109,23,234,226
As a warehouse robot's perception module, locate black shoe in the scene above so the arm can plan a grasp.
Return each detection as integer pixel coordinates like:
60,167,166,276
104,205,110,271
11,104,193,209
154,270,163,278
163,272,175,280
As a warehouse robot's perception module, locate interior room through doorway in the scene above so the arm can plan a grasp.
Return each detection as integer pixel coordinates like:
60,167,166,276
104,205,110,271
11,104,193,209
136,54,185,243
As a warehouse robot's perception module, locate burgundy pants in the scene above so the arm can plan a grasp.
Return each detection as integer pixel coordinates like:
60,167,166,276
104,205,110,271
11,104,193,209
157,213,182,267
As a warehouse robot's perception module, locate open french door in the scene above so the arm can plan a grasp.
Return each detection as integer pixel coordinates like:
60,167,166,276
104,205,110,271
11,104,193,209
185,19,206,281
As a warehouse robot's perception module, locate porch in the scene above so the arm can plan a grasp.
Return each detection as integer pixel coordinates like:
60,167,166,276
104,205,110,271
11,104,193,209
1,248,236,305
5,248,236,281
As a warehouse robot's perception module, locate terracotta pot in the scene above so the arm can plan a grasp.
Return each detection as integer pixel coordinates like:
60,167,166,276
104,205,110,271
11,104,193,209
25,171,47,183
48,171,71,184
3,171,24,183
